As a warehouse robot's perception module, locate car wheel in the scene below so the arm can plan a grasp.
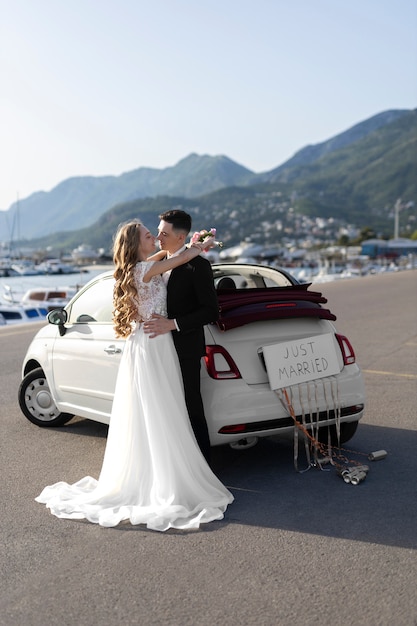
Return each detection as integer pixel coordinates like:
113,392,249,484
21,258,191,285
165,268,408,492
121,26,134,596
318,420,359,446
18,368,73,427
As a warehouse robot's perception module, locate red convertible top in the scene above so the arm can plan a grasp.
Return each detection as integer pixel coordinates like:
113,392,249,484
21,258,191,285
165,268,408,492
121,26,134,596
215,286,337,331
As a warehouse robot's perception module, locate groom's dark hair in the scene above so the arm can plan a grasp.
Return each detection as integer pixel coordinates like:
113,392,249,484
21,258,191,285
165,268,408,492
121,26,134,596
159,209,192,235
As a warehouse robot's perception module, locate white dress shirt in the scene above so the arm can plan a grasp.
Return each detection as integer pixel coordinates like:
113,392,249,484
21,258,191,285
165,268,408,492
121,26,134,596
163,245,187,285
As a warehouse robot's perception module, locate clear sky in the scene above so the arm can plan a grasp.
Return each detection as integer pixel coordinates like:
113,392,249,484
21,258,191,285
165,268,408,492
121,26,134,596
1,0,416,211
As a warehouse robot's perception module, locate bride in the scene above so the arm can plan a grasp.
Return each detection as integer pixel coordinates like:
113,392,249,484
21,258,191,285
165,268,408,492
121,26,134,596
36,219,233,531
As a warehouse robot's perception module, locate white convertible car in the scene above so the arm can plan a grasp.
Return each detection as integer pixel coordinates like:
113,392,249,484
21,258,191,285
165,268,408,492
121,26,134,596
19,264,365,449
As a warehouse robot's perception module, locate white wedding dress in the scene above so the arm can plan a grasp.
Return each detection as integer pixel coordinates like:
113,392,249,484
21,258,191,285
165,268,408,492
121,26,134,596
36,261,233,531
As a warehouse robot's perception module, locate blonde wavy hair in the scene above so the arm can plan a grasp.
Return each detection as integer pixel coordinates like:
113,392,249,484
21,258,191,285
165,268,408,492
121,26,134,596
112,219,143,338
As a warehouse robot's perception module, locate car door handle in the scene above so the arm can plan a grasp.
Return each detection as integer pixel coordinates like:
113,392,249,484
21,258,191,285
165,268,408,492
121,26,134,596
104,345,122,354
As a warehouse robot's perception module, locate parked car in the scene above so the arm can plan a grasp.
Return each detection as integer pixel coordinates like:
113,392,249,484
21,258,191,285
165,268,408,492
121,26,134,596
19,263,365,449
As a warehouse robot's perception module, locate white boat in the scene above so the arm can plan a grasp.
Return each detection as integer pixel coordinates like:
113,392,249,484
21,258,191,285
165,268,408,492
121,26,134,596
37,259,78,274
3,285,77,311
0,302,48,325
0,259,19,277
311,270,343,284
310,262,345,284
339,267,363,279
0,266,19,277
10,261,40,276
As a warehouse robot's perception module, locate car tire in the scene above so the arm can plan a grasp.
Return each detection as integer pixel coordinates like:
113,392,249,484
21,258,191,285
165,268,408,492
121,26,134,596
18,368,73,427
318,420,359,446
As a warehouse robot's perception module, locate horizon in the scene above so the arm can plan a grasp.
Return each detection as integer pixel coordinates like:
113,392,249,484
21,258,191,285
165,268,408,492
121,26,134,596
1,0,416,211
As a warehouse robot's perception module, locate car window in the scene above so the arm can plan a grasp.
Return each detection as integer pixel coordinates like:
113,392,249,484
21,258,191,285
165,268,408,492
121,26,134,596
67,276,114,324
213,266,294,289
214,271,255,289
263,275,291,287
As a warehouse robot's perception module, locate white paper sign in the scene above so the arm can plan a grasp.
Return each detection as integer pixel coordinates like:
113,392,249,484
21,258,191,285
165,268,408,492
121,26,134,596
263,333,341,390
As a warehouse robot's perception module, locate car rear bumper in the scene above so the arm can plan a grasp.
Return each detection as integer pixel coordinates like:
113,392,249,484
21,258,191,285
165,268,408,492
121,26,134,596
202,364,365,446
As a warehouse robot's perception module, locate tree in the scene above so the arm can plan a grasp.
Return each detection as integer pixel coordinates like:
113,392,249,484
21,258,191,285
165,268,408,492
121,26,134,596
352,226,377,244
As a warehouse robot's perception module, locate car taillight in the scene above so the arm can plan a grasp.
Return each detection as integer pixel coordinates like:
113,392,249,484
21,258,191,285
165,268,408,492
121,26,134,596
219,424,247,434
335,334,356,365
204,345,242,380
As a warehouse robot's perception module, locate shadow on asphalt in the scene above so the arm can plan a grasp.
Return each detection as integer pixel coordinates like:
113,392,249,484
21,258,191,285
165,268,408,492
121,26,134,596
58,416,109,438
212,423,417,550
57,418,416,549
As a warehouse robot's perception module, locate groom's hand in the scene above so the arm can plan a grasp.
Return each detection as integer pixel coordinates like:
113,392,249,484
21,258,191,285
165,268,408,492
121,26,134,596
143,314,176,338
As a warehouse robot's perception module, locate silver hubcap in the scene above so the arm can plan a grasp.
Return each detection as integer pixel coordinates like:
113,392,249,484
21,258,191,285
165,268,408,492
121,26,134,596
26,378,60,421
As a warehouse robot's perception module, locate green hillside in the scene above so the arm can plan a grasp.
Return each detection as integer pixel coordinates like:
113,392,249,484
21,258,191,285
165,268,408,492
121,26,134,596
271,109,416,230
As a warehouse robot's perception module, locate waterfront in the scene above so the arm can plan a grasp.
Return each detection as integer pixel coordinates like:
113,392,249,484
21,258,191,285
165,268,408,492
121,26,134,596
0,264,112,303
1,260,415,306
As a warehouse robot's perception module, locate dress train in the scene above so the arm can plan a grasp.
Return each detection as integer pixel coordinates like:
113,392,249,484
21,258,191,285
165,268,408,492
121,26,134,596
36,325,233,531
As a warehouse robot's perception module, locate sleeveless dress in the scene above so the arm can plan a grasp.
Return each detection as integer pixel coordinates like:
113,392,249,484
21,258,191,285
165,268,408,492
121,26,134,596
35,261,234,531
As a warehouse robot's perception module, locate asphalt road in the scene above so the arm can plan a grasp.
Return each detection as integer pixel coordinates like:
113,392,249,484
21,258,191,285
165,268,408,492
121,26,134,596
1,270,416,626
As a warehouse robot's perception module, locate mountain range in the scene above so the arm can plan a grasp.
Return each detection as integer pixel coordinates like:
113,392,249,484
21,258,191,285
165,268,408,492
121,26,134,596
2,108,416,248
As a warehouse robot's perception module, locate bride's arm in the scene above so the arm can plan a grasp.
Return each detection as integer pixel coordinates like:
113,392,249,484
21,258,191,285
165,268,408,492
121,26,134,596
143,241,212,282
147,249,166,261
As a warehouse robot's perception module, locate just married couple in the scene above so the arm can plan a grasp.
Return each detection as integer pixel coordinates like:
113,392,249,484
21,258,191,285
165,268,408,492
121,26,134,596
36,210,234,532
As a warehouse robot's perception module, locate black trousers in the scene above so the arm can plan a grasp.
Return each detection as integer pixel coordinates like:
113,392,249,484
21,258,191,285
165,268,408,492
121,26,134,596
177,354,211,464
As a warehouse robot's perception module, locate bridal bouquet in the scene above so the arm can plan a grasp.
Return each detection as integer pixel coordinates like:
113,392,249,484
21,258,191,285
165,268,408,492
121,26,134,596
190,228,223,248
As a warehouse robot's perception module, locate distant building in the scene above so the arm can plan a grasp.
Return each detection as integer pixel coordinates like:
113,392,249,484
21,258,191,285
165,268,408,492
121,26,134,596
361,238,417,258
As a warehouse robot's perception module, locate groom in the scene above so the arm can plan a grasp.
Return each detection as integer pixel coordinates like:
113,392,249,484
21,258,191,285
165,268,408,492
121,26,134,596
143,209,219,464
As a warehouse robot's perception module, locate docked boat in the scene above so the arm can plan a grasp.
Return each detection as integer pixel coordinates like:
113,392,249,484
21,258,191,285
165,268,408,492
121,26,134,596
0,266,19,277
2,285,77,312
0,259,19,277
37,259,78,274
10,261,40,276
0,302,48,325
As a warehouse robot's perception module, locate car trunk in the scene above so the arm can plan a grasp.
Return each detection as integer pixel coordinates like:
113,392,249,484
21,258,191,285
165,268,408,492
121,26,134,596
205,286,341,385
206,316,341,384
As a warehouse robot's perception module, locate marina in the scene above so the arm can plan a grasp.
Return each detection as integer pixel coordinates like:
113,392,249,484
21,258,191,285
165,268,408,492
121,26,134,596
0,265,110,326
0,257,415,327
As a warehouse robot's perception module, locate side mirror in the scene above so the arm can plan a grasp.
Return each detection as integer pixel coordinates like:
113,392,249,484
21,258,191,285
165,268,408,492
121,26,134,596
47,309,68,336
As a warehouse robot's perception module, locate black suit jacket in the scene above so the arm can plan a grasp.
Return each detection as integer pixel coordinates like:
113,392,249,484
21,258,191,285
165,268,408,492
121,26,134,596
166,255,219,359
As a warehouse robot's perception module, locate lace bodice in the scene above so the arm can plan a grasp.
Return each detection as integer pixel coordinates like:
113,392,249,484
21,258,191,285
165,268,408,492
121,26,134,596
133,261,167,321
